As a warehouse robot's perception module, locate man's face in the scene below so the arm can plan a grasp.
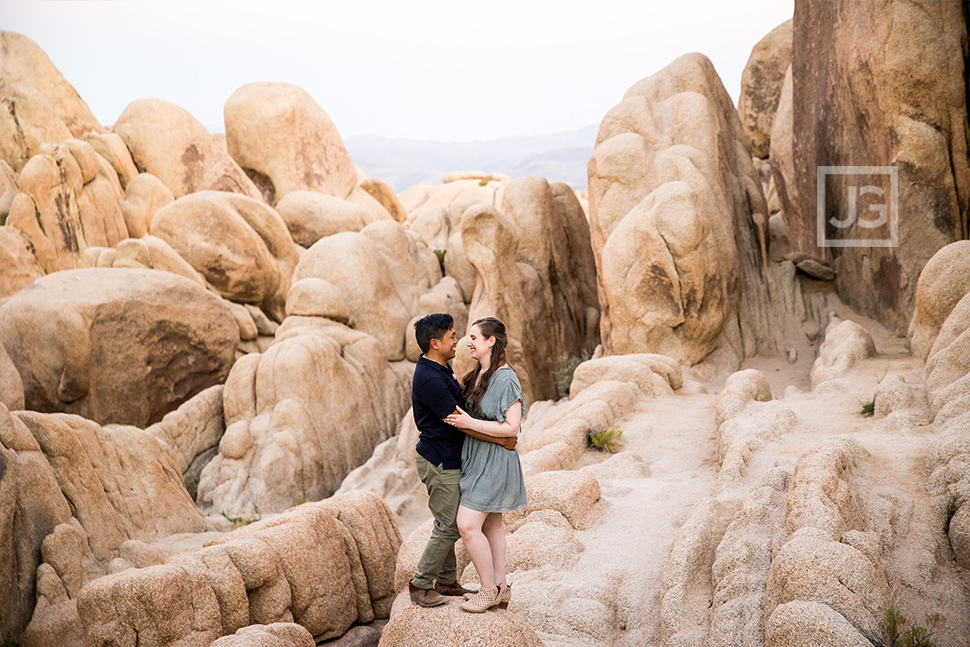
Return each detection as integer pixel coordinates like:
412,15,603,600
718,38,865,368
433,326,458,360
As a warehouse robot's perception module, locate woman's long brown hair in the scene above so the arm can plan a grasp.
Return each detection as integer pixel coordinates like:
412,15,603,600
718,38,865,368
460,317,508,413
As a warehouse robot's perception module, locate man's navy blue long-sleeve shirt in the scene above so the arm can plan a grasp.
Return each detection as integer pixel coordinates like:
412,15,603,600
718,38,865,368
412,355,464,469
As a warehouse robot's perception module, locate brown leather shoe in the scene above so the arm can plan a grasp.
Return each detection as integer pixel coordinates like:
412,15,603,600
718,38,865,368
409,580,446,607
434,580,478,596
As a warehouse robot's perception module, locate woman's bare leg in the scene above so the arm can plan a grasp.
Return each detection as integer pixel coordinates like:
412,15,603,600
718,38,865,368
481,512,507,588
457,505,497,593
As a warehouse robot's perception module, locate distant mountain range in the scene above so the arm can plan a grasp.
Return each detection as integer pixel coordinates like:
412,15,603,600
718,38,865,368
344,124,598,193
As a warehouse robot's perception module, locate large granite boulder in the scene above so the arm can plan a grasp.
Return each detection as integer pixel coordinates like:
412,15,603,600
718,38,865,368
15,411,209,558
0,342,23,410
0,226,43,298
378,601,543,647
150,191,301,321
737,19,792,158
785,0,970,330
0,401,210,643
113,98,262,200
0,404,74,643
118,173,175,238
289,221,440,360
0,268,238,426
6,143,127,273
224,82,357,204
457,177,599,402
275,190,391,247
76,493,399,646
84,131,139,190
197,317,410,516
908,241,970,361
0,31,102,172
588,53,772,374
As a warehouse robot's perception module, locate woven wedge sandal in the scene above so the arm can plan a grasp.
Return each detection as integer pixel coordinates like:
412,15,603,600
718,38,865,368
460,585,500,613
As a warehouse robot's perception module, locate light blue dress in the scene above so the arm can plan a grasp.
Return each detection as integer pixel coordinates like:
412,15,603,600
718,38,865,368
459,366,528,513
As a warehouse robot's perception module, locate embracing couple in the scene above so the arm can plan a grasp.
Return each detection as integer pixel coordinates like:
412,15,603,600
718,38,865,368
407,313,527,613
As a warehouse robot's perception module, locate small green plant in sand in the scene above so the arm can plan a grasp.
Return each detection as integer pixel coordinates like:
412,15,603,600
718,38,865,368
588,425,624,453
860,396,876,417
886,607,945,647
220,511,260,529
478,179,490,186
292,494,306,507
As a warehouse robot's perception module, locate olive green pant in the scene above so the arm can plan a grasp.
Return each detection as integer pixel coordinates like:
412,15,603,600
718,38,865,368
412,453,462,590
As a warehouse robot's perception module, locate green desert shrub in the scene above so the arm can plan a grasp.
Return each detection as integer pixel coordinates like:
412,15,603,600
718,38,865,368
587,425,624,453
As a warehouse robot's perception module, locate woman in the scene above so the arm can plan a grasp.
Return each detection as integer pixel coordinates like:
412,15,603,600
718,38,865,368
444,316,527,613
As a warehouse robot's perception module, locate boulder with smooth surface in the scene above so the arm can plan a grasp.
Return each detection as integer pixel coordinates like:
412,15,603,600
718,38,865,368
588,53,772,374
0,31,102,172
197,317,410,515
785,0,969,330
0,268,238,426
224,82,357,204
150,191,300,320
114,98,262,200
737,20,792,158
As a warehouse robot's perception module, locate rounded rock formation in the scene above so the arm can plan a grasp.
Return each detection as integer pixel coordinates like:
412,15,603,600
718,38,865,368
224,82,357,204
0,268,238,426
114,98,262,200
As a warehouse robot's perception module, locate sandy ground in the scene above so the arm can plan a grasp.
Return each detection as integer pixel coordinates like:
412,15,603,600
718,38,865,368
515,302,970,646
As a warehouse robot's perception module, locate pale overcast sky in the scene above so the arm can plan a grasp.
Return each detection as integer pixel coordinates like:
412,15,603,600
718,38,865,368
1,0,794,142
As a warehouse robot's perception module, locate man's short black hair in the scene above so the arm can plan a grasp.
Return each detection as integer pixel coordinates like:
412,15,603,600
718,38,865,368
414,313,454,354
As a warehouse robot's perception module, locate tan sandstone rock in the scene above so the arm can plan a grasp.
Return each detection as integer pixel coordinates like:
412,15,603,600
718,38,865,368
84,132,139,190
275,190,387,246
588,53,774,375
0,226,43,298
765,528,888,643
810,318,876,389
714,368,772,430
569,354,682,400
114,98,262,200
150,191,300,320
766,600,873,647
197,317,410,515
378,601,543,647
505,470,601,531
210,623,315,647
15,412,208,558
0,342,23,411
769,64,797,234
460,177,600,402
224,82,357,204
6,146,87,272
737,19,792,158
908,241,970,361
99,236,206,286
119,173,175,238
147,384,224,477
0,31,103,172
0,268,238,426
290,221,439,360
78,493,397,646
786,0,970,330
0,404,76,643
360,177,407,223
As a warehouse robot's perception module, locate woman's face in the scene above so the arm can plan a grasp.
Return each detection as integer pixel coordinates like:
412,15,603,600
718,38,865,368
467,324,494,361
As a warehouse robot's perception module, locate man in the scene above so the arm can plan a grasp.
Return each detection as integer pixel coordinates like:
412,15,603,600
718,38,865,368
408,313,517,607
